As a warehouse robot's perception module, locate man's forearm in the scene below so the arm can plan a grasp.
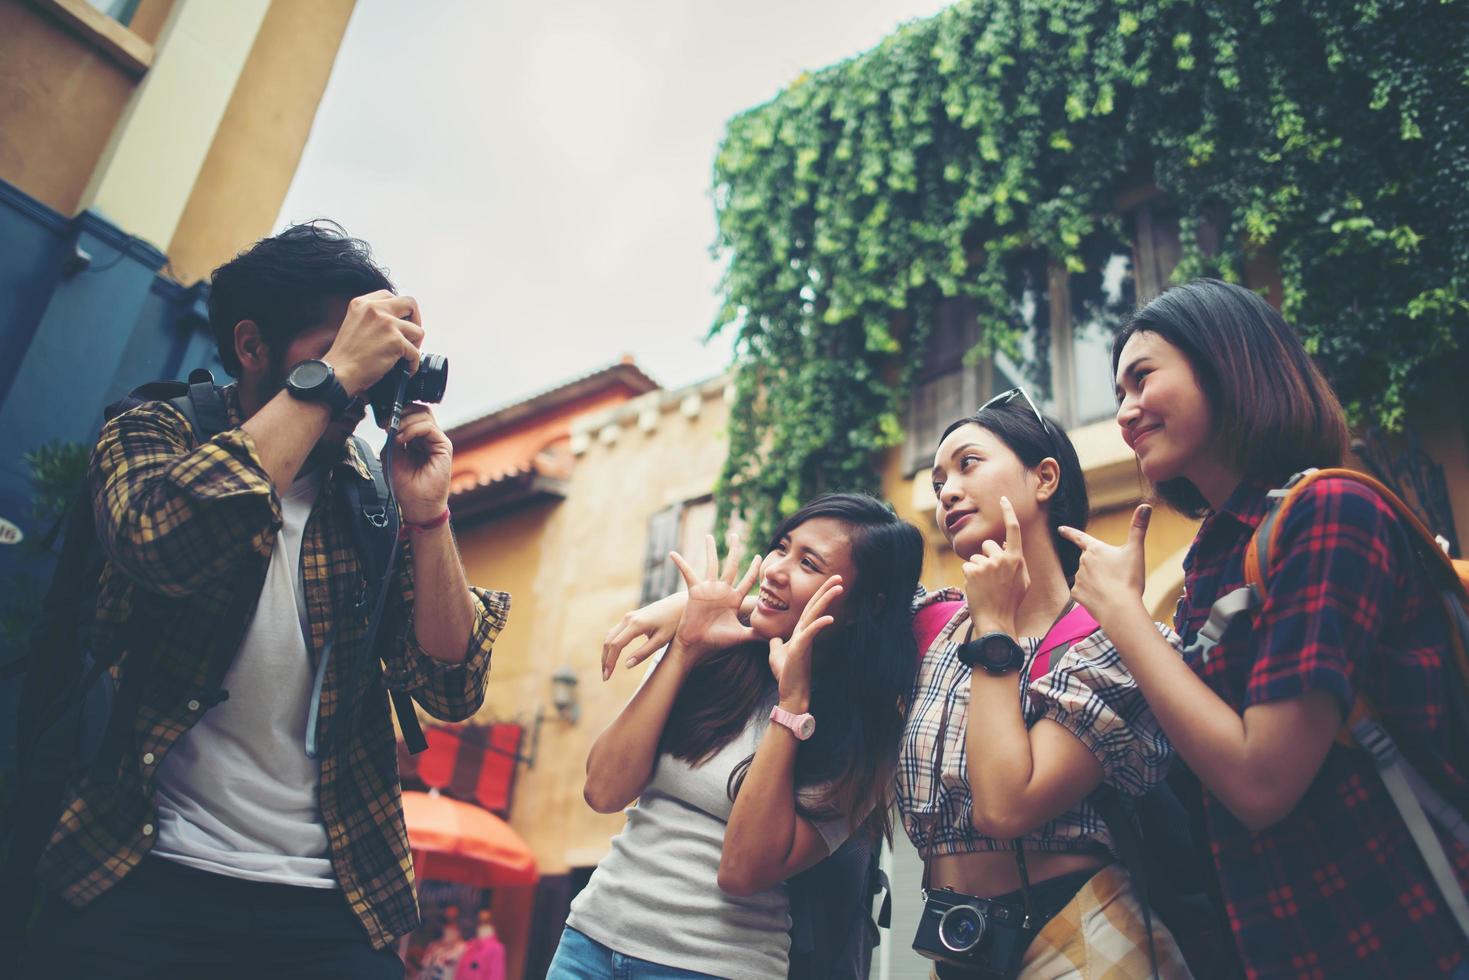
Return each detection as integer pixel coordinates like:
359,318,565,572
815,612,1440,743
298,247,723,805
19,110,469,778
408,521,477,663
240,390,332,492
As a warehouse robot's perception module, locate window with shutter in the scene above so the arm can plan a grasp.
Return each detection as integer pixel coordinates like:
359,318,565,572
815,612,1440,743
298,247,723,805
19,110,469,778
901,209,1182,461
639,502,683,605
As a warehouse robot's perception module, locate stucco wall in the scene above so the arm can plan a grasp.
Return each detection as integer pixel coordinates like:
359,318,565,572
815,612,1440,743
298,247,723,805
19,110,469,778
165,0,357,283
0,0,171,214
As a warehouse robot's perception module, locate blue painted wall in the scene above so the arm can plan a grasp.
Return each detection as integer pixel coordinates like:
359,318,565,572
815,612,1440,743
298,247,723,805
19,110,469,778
0,179,223,638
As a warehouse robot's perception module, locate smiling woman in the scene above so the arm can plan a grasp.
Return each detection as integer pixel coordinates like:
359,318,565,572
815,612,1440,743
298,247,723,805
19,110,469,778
1059,279,1469,978
554,493,923,980
901,395,1194,979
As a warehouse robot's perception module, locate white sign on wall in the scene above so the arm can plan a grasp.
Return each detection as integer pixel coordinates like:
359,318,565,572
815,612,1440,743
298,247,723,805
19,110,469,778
0,517,24,546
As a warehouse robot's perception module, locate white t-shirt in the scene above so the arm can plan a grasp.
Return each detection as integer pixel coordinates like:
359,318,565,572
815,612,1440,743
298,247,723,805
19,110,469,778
151,468,337,887
567,660,851,979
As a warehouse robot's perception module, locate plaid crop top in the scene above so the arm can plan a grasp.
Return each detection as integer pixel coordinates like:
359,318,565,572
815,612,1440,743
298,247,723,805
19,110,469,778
897,588,1175,859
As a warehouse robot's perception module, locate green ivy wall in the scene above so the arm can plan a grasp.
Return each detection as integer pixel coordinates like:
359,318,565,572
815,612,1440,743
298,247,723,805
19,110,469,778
710,0,1469,542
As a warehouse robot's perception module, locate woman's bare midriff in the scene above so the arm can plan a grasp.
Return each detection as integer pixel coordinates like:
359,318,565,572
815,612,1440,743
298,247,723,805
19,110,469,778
928,848,1107,898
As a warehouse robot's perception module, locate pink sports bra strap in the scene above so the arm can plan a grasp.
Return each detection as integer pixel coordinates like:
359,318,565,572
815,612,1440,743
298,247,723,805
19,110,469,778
1030,604,1100,682
913,600,963,658
912,599,1099,679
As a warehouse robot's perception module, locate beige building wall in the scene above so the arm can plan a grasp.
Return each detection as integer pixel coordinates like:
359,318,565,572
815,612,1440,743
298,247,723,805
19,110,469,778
455,379,735,878
0,0,173,214
166,0,357,283
0,0,356,283
81,0,272,246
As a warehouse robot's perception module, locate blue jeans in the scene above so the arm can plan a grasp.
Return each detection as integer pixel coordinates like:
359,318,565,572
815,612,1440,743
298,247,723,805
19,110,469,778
546,927,717,979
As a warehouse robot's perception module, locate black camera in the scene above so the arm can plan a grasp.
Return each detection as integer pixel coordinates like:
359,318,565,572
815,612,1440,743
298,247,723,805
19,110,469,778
912,886,1033,977
367,352,448,428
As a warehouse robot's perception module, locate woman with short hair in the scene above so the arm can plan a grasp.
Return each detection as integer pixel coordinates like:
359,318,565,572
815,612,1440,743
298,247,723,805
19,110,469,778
1063,278,1469,976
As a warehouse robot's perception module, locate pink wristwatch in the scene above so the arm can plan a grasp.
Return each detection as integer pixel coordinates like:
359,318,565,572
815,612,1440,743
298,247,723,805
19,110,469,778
770,705,816,740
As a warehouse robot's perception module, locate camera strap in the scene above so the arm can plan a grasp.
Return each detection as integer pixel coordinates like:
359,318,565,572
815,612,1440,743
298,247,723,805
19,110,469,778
1012,842,1037,929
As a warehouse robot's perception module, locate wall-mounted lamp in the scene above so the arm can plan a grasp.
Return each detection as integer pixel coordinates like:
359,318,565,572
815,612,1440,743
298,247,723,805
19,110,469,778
551,666,580,724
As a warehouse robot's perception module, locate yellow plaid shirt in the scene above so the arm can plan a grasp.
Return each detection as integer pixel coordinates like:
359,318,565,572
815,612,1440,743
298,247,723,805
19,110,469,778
37,387,510,950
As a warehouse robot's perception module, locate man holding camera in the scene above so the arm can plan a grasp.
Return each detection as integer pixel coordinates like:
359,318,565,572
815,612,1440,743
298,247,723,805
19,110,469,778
21,223,509,978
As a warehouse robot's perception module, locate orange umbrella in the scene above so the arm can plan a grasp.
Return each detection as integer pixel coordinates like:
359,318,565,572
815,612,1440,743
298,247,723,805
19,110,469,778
402,789,539,888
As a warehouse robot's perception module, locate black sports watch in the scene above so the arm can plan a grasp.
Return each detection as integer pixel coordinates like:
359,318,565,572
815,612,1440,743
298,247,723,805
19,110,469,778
284,359,350,417
957,631,1026,675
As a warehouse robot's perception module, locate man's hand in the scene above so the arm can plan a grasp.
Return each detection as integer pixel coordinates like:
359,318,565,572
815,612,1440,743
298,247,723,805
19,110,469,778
324,290,425,397
390,404,452,523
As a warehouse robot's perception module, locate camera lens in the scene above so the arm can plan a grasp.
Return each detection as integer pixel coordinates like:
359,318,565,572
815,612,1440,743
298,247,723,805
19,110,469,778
938,903,988,954
409,353,448,404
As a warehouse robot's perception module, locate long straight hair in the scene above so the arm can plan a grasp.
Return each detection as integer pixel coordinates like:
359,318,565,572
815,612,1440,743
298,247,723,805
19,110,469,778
660,494,923,836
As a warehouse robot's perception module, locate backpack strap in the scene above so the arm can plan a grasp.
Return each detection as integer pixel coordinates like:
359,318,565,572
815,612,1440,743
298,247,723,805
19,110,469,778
1228,467,1469,943
184,368,228,438
338,436,427,756
1090,785,1160,980
1353,718,1469,941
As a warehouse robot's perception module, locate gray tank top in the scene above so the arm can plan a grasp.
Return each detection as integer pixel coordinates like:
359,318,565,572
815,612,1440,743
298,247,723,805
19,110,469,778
567,681,849,979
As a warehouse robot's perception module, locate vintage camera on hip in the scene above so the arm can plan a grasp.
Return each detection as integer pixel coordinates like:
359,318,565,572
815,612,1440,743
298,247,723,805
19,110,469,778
367,352,448,428
912,886,1033,977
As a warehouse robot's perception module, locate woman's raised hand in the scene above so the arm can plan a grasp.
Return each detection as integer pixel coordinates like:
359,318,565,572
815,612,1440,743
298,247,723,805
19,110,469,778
602,591,688,681
961,496,1030,636
1058,503,1151,628
767,574,843,712
668,533,762,660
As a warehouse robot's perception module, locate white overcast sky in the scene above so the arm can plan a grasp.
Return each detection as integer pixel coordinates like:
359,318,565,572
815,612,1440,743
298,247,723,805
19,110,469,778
277,0,951,427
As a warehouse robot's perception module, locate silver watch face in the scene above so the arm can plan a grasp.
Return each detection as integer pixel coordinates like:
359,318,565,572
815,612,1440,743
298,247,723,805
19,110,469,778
797,715,816,739
289,360,331,389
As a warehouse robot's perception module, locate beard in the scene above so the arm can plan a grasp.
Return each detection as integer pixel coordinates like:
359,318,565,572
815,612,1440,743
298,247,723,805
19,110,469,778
261,360,353,470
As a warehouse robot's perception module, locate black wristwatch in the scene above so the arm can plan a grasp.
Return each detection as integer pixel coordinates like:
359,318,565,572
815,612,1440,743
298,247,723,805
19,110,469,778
957,631,1026,675
284,359,350,417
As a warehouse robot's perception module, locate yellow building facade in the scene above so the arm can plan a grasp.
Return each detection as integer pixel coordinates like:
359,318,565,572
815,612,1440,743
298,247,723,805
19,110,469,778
0,0,357,281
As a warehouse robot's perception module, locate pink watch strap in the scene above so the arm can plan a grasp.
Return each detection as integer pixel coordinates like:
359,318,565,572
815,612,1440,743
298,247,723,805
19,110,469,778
770,705,815,740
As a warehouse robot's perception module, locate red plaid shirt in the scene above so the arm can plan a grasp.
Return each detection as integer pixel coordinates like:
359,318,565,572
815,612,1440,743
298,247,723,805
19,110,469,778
1175,476,1469,978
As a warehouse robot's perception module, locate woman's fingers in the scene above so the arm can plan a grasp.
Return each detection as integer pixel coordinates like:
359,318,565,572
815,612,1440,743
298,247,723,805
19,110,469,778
979,539,1004,559
1056,525,1099,551
704,534,718,581
1000,496,1023,551
669,550,698,588
623,636,664,670
793,615,837,647
798,578,843,629
735,555,762,600
720,531,743,584
602,619,644,678
1126,504,1152,554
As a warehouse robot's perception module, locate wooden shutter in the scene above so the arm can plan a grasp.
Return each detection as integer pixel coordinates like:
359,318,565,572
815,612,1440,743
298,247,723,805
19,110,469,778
639,502,684,605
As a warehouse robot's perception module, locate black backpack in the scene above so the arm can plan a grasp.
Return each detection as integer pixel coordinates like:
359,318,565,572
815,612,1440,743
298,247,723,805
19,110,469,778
0,369,425,965
787,825,892,979
1092,770,1244,980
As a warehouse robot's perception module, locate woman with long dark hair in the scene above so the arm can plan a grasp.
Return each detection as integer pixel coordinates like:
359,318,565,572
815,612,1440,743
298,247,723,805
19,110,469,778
903,392,1191,978
548,493,923,979
1061,278,1469,976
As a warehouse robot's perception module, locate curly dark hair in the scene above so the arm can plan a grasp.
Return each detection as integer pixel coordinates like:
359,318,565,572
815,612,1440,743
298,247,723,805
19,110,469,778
208,220,393,376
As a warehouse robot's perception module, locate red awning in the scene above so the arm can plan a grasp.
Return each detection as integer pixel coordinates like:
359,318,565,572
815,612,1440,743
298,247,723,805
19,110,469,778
403,789,538,889
399,723,523,813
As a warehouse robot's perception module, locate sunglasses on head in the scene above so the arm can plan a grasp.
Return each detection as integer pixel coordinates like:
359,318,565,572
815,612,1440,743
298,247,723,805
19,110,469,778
977,385,1048,433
